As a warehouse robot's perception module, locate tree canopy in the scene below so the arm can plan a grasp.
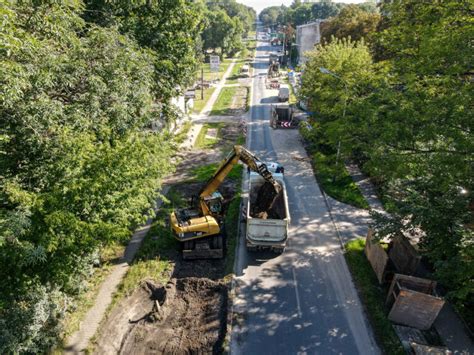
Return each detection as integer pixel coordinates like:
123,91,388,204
320,5,381,43
200,0,255,56
0,1,198,351
259,0,375,29
300,0,473,308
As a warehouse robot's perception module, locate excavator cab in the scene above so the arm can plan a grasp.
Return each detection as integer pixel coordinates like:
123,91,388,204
203,192,224,215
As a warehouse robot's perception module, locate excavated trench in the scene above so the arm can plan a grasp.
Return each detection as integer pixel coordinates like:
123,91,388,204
94,278,227,354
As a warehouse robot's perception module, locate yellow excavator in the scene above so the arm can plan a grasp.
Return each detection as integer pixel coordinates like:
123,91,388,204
170,145,281,259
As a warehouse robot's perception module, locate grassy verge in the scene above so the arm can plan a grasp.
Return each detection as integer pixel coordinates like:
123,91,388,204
283,76,297,105
210,86,247,116
345,239,405,355
311,150,369,209
174,120,193,145
198,57,233,82
194,122,225,149
224,164,243,277
109,188,182,306
226,58,247,85
192,86,216,114
191,162,242,183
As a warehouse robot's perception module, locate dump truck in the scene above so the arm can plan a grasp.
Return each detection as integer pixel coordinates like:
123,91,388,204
170,145,282,260
246,171,290,253
270,104,307,129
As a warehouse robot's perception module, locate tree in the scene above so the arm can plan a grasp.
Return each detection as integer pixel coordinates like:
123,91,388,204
320,5,381,43
302,0,473,308
0,1,174,351
370,0,474,305
311,0,343,20
201,9,243,57
292,3,313,26
300,37,379,157
83,0,204,101
260,6,282,27
206,0,256,36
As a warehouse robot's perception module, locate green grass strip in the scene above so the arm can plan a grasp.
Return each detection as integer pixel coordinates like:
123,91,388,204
193,86,216,114
194,123,225,149
210,86,240,116
312,151,369,209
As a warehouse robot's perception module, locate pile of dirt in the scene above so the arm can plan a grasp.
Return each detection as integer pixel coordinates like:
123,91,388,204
250,182,283,219
94,278,227,354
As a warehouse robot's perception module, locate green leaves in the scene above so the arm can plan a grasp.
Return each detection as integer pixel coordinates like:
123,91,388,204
0,2,177,351
302,1,473,306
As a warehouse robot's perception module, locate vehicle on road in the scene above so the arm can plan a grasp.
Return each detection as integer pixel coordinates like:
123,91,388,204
269,53,279,64
240,64,250,77
170,145,281,259
270,104,306,129
278,86,289,102
246,171,290,253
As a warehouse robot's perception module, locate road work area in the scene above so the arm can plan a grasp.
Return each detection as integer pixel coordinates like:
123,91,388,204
94,278,227,354
230,36,380,354
91,122,244,353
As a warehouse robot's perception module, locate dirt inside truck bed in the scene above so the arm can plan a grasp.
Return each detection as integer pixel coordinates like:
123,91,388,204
250,181,285,220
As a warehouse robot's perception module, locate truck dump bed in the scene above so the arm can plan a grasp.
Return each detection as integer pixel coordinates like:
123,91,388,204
246,174,290,252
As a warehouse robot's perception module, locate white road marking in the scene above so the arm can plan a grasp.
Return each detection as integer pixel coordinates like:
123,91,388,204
292,267,303,318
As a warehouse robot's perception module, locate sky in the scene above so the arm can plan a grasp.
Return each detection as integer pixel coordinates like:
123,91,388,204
236,0,366,15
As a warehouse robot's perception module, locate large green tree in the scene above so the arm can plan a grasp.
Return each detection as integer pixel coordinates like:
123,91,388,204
311,0,343,20
201,8,243,57
320,4,381,43
83,0,203,102
370,0,474,304
207,0,256,36
300,0,473,308
0,1,174,351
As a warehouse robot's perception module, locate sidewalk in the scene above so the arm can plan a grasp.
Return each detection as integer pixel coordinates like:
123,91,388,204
181,57,239,149
345,162,384,213
338,161,474,354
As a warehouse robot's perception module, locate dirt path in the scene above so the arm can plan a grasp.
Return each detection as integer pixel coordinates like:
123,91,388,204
94,278,228,355
64,186,170,354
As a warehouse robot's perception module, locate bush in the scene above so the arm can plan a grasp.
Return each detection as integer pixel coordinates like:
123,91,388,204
0,283,70,354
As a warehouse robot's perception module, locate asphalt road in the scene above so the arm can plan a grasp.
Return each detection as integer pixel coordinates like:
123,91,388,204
230,37,380,355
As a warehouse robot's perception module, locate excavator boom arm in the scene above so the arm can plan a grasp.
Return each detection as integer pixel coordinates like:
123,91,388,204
199,145,281,204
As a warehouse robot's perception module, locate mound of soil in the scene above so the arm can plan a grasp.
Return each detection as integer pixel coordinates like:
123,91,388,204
94,278,227,354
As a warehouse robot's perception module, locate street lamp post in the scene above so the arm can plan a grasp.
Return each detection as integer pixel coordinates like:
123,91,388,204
319,67,348,182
